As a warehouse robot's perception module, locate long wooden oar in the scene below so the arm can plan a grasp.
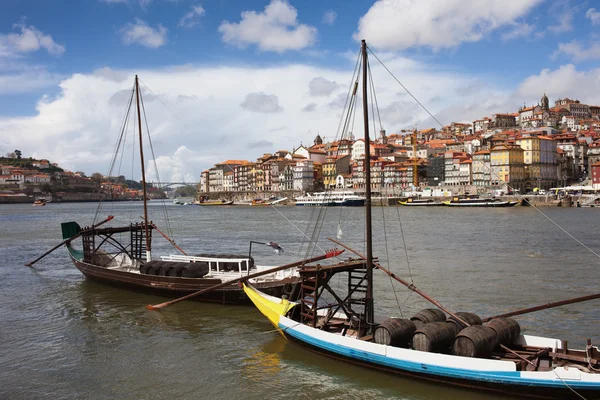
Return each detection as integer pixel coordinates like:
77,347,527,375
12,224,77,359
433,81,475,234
146,248,344,310
25,215,114,267
482,293,600,323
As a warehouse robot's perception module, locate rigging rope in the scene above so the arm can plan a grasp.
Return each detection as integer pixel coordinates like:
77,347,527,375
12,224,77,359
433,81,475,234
367,44,600,263
139,88,175,241
94,85,135,225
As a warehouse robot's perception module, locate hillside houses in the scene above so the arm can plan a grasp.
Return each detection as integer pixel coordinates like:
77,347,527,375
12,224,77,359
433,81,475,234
198,93,600,195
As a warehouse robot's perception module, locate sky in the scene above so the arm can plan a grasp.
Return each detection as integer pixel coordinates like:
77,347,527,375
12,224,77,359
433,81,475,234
1,0,600,182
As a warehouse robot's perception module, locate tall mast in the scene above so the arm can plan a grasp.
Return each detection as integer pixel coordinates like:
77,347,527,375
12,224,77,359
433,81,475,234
135,75,152,262
361,40,374,329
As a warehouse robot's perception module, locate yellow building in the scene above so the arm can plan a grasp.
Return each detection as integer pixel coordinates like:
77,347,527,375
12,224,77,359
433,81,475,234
515,135,557,190
490,144,525,191
323,155,350,188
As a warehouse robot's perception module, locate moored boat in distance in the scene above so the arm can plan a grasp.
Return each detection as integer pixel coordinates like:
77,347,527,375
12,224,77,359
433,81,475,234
399,198,444,206
444,196,518,207
295,191,365,207
197,199,234,206
32,198,47,206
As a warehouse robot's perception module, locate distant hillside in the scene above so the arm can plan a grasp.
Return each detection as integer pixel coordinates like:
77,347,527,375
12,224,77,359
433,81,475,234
0,157,64,173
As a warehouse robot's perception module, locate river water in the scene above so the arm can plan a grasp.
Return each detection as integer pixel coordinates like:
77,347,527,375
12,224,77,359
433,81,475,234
1,201,599,399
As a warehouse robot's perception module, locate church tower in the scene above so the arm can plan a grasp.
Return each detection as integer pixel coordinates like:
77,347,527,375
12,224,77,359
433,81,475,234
314,133,323,146
541,93,549,110
379,128,387,144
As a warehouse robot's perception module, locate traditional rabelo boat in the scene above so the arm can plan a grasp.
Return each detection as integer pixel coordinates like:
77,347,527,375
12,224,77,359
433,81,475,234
32,198,47,206
197,199,234,206
243,41,600,399
398,198,443,206
444,196,518,207
25,76,328,304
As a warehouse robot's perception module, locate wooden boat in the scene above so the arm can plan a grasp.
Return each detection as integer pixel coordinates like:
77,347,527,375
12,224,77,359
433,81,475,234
443,197,518,207
56,76,302,304
398,198,443,206
33,198,47,206
197,199,234,206
245,41,600,398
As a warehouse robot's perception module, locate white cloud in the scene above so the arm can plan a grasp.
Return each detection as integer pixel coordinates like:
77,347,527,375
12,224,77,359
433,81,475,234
0,23,65,57
218,0,317,53
120,18,167,48
552,40,600,62
240,92,283,113
308,77,342,97
586,8,600,25
353,0,542,50
147,146,210,182
516,64,600,108
322,11,337,25
6,57,597,182
179,5,206,28
502,23,535,41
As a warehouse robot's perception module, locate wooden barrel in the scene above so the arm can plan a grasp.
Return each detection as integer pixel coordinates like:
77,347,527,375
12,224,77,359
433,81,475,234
486,318,520,346
410,309,446,328
452,325,497,358
412,322,459,352
446,312,482,330
374,318,416,347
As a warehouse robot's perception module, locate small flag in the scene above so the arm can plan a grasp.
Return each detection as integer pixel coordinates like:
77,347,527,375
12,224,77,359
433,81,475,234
265,241,284,255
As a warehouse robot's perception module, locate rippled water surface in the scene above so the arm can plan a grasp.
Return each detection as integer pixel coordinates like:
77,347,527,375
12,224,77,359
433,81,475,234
1,201,599,399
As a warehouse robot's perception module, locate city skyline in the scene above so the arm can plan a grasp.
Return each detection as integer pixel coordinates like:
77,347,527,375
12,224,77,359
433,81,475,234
1,0,600,182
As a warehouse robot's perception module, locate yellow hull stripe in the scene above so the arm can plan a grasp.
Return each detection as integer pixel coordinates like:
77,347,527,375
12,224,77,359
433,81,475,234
243,283,296,337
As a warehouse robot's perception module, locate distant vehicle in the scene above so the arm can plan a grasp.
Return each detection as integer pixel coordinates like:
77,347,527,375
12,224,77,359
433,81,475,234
539,190,547,195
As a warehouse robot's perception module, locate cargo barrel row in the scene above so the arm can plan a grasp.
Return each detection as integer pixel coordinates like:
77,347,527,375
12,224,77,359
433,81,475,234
374,308,520,358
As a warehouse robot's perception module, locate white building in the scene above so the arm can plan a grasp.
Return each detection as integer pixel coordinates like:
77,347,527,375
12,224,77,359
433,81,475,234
351,139,365,161
293,160,314,192
208,168,224,192
223,172,234,192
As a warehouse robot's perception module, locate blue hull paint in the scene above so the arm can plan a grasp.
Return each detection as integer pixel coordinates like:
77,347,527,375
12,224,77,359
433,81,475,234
279,322,600,394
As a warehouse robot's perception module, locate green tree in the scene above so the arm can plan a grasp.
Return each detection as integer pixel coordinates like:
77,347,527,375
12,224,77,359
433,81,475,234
91,172,104,183
15,150,22,159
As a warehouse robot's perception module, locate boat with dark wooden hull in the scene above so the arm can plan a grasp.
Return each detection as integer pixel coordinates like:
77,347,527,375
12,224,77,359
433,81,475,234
398,198,444,206
197,199,234,206
444,198,518,207
68,246,296,304
52,75,306,305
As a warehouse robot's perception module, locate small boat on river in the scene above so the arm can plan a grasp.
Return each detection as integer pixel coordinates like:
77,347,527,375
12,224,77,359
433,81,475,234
245,40,600,399
197,199,234,206
32,198,47,206
443,197,518,207
398,198,443,206
295,191,365,207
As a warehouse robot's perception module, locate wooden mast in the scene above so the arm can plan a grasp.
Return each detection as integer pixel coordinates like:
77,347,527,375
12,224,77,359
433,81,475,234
135,75,151,262
361,40,374,330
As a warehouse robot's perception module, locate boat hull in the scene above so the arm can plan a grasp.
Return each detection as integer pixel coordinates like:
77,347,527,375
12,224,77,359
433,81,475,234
444,201,518,207
283,331,598,400
243,284,600,400
197,200,234,206
70,256,299,305
398,201,444,206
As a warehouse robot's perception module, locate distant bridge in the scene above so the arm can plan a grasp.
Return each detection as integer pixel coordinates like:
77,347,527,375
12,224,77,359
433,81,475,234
149,182,199,187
